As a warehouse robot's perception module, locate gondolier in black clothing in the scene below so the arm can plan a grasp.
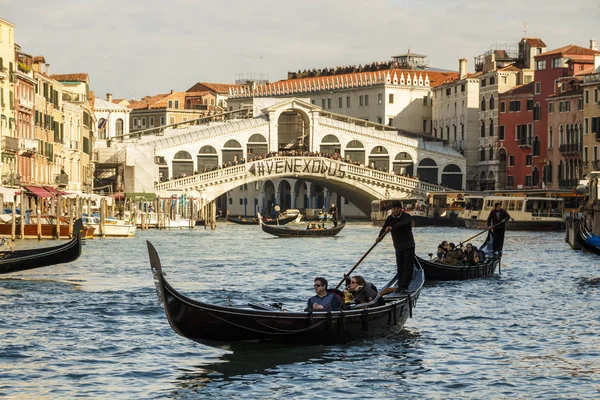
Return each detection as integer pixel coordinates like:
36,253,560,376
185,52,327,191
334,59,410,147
329,203,338,227
376,200,415,293
487,202,511,254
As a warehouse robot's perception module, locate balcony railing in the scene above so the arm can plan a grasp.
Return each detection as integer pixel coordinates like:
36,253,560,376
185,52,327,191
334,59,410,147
55,173,69,186
1,136,20,152
583,73,600,84
69,140,80,150
18,97,34,110
19,138,37,157
559,143,582,155
518,136,532,147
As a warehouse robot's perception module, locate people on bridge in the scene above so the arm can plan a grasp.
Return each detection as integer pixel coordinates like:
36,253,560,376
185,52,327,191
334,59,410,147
487,202,511,254
306,277,341,311
376,200,415,293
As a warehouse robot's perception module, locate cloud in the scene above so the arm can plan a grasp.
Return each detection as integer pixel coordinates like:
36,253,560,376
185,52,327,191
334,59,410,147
2,0,598,99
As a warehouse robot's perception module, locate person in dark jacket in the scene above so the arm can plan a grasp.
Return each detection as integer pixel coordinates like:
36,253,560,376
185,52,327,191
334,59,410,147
329,203,338,227
487,202,511,254
376,200,415,292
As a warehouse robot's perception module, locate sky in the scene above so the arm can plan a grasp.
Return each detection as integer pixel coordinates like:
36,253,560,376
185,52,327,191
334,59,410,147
1,0,598,101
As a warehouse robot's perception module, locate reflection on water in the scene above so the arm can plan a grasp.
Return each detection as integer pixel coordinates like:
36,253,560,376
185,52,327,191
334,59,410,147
0,224,599,398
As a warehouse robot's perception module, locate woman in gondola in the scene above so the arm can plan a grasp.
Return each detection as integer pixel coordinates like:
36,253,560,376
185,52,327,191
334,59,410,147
343,275,378,305
459,243,479,266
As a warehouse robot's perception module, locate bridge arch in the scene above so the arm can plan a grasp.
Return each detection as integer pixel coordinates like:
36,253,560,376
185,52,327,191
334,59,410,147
198,145,218,173
320,134,341,155
369,145,389,171
393,151,414,176
173,150,193,178
441,164,462,189
223,139,243,164
345,139,366,164
417,158,438,184
247,134,268,161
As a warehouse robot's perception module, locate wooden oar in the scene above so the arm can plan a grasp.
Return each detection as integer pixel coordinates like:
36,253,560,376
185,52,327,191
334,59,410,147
458,218,509,246
335,231,387,289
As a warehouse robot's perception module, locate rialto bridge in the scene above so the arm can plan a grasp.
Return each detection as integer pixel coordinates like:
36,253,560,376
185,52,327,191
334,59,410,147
122,98,465,217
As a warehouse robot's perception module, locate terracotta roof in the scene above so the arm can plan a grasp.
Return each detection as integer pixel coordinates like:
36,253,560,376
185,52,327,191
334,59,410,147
128,93,170,110
51,73,90,83
266,69,459,90
498,64,522,72
185,91,212,97
548,87,583,99
536,44,600,58
33,56,46,63
186,82,242,93
501,82,534,96
522,38,546,47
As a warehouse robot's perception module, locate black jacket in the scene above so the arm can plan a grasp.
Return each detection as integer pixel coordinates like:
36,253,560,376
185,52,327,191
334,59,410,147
379,211,415,251
487,209,511,230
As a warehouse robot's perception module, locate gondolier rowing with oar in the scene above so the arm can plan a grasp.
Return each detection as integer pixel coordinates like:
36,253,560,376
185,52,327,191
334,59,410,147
376,200,415,294
486,202,511,255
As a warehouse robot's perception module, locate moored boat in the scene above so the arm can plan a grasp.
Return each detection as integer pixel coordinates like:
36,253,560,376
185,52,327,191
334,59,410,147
0,219,84,274
576,223,600,256
147,240,425,347
227,213,298,226
416,231,500,280
82,215,136,237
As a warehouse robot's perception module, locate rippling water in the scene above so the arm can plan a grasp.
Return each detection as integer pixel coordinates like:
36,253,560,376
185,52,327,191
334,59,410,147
1,222,599,399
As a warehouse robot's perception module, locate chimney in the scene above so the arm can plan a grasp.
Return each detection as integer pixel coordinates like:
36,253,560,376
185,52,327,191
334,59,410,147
45,63,50,75
106,93,113,102
170,89,174,94
591,39,598,51
458,58,467,79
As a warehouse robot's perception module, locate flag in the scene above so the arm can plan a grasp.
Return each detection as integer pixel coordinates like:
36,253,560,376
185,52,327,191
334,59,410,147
98,119,107,129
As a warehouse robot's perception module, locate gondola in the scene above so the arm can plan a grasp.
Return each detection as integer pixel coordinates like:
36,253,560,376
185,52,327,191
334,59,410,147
416,231,500,280
258,213,346,237
0,219,84,275
577,223,600,256
226,213,298,226
147,240,425,347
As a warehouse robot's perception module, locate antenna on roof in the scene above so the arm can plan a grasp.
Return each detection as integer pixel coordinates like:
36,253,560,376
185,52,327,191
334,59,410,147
522,22,528,38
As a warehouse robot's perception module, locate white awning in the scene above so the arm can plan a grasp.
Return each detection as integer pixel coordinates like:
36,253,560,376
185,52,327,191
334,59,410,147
0,187,22,203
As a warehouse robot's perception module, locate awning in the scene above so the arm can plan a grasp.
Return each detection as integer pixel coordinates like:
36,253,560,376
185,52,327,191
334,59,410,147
0,187,21,203
43,186,67,196
24,186,53,198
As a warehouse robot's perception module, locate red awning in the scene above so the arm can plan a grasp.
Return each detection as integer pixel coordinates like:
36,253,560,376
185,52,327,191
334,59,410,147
24,186,53,198
43,186,67,196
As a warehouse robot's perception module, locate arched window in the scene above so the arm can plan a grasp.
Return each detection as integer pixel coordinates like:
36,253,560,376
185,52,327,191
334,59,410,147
548,126,553,148
480,96,486,111
490,95,495,110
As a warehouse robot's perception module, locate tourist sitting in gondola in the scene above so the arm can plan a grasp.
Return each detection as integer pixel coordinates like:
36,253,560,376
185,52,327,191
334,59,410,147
343,275,378,305
306,277,341,311
443,247,461,265
307,221,321,230
459,243,480,266
437,241,449,259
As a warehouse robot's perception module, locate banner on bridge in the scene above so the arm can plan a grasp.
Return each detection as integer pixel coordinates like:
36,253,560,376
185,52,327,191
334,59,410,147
247,158,346,179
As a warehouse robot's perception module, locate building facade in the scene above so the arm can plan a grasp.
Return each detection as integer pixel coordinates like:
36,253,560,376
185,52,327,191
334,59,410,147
0,18,16,185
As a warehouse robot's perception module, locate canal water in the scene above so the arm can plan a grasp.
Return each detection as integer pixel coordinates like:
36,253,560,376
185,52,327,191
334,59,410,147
0,222,599,399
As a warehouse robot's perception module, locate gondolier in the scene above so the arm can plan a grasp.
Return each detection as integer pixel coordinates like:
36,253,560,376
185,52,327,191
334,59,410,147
487,202,510,254
376,200,415,293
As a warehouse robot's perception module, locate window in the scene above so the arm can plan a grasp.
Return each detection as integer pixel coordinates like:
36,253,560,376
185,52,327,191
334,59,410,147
533,103,541,121
578,98,583,111
446,88,451,96
461,84,465,92
174,100,179,109
489,147,494,160
480,97,486,111
526,155,532,166
585,118,589,134
378,93,383,104
507,176,514,188
500,101,506,113
160,116,165,125
168,100,173,108
527,99,534,111
536,60,546,70
149,117,154,127
481,121,485,137
480,148,486,161
509,100,521,112
338,97,343,108
489,120,494,136
585,90,589,104
388,118,393,126
509,155,515,166
461,124,465,140
490,76,495,85
322,99,326,108
347,96,350,107
359,95,363,106
535,82,541,94
423,96,428,106
365,95,369,105
595,89,599,104
499,125,505,140
548,102,554,113
584,146,589,163
552,58,562,68
424,120,428,133
311,99,316,105
327,98,331,108
525,175,532,187
169,117,175,124
549,126,553,147
481,78,487,87
595,146,598,161
377,117,383,124
389,94,394,104
490,96,495,110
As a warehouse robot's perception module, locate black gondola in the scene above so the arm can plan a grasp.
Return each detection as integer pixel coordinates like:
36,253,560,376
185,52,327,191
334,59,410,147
258,213,346,237
147,240,425,347
0,219,84,275
416,231,500,280
226,213,298,226
577,224,600,256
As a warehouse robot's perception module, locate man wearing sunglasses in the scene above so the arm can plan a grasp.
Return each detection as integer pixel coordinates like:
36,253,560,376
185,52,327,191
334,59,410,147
306,277,341,311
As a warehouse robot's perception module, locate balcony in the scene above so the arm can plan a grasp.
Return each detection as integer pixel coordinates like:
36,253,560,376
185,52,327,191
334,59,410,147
55,173,69,186
18,97,34,110
559,143,582,155
69,140,80,150
0,66,7,82
518,136,532,147
1,136,20,153
19,138,37,157
583,73,600,84
1,173,21,187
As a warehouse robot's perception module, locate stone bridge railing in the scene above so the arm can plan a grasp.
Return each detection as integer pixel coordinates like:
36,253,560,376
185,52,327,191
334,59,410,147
154,157,454,196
